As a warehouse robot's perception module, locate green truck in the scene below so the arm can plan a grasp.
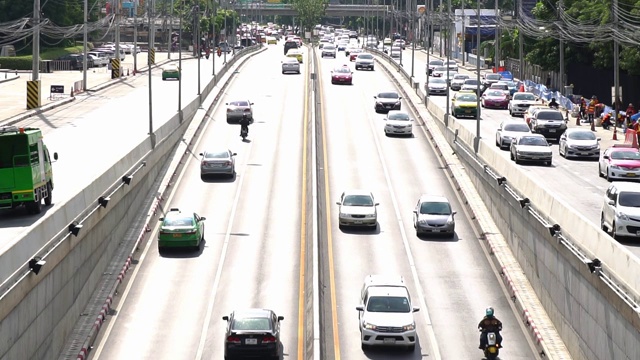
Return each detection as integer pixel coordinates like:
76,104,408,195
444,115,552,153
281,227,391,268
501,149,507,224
0,126,57,214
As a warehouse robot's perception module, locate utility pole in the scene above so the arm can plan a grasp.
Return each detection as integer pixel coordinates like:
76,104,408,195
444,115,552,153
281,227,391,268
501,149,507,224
83,0,88,90
475,0,481,152
517,0,523,80
613,0,620,135
196,5,201,95
32,0,40,81
223,1,227,64
461,0,465,66
149,0,156,148
212,4,216,79
494,0,499,71
558,0,564,94
445,0,451,120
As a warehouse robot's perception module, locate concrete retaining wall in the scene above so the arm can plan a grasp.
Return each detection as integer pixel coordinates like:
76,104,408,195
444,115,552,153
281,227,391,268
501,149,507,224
0,46,260,360
423,78,640,360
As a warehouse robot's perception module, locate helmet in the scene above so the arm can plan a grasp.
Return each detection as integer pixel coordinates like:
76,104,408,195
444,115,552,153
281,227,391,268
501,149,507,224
551,98,556,102
485,307,494,317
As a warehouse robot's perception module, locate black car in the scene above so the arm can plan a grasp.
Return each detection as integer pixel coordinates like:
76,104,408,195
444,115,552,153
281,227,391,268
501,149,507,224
374,91,402,113
284,40,298,55
223,308,283,360
57,54,93,70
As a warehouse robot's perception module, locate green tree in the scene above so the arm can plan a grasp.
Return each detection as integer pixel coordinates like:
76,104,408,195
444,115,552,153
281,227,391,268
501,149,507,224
291,0,327,32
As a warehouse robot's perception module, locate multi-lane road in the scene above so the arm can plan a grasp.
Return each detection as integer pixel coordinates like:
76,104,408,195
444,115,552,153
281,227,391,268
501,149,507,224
0,52,231,256
87,45,539,359
396,47,640,258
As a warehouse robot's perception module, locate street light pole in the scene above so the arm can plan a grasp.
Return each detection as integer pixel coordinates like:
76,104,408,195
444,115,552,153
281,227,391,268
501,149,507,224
494,0,499,70
195,5,201,95
178,0,183,122
32,0,40,82
212,4,216,79
475,0,481,152
169,0,173,59
134,0,138,73
83,0,88,91
613,0,620,134
445,0,451,120
115,0,121,78
148,0,156,147
223,1,227,64
461,0,465,66
411,10,415,78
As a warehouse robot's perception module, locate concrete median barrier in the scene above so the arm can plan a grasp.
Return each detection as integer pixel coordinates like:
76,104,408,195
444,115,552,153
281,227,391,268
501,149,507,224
0,46,264,360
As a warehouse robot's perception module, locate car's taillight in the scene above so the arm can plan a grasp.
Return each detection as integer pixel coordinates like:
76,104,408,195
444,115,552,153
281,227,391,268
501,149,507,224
262,335,277,343
227,336,241,344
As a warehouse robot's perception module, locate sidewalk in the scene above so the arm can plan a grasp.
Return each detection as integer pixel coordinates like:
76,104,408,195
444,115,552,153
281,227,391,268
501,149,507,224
0,52,177,124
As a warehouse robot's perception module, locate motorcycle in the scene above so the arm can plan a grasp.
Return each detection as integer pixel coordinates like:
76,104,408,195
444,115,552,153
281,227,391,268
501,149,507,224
240,126,248,141
482,331,500,360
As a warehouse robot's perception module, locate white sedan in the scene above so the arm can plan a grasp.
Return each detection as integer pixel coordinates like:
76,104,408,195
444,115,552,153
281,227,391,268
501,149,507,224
336,190,379,228
384,110,413,136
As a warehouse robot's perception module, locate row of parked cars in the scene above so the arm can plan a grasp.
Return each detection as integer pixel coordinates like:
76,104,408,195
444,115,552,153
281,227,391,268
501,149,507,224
56,43,138,70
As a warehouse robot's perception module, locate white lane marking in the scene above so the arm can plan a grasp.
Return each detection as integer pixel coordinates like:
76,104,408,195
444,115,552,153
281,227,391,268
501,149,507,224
194,139,251,360
365,104,442,359
92,66,243,359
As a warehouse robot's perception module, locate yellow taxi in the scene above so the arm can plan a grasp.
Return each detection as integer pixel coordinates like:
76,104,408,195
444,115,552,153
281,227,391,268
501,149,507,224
267,36,278,45
286,49,303,63
451,90,479,118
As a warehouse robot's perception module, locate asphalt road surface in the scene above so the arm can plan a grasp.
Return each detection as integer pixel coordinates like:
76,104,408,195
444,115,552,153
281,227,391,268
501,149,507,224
90,45,306,360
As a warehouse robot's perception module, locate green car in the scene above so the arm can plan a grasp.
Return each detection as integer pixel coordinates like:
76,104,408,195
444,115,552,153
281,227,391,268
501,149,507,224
451,91,479,118
157,208,205,250
162,64,180,80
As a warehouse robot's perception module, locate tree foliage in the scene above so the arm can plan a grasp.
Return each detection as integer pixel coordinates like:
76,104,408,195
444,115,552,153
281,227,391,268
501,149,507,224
291,0,327,32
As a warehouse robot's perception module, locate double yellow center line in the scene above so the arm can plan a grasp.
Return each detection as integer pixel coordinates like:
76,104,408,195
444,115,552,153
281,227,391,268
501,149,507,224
298,46,341,360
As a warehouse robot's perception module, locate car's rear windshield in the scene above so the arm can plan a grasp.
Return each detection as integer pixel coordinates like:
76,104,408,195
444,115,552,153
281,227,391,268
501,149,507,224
503,123,530,132
343,195,373,206
230,101,249,106
388,112,410,120
611,150,640,160
419,201,451,215
232,318,271,331
367,296,411,313
205,151,228,159
513,93,535,101
536,111,564,120
164,216,194,227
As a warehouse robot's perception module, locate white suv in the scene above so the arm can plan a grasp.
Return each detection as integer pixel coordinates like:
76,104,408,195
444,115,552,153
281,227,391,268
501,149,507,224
356,275,419,351
601,182,640,240
508,92,539,116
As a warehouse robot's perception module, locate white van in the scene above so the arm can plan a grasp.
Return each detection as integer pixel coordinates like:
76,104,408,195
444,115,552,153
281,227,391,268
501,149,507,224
87,51,109,66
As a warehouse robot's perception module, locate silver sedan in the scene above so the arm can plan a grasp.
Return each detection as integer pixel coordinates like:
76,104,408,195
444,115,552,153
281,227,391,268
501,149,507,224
281,57,301,74
336,190,379,228
413,194,456,237
199,149,237,178
226,100,254,123
558,128,601,159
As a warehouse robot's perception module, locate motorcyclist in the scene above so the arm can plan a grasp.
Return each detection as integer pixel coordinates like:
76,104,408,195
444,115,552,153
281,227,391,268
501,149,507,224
239,114,251,138
478,307,503,349
548,97,559,109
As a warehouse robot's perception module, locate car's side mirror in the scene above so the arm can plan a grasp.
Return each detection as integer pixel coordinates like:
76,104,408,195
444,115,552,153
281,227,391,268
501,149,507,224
603,155,609,159
373,96,377,99
199,153,204,156
412,307,420,312
53,152,59,160
608,199,615,206
497,128,502,131
356,305,364,311
232,152,237,156
412,209,417,214
399,96,403,100
278,316,284,321
597,138,601,141
222,316,229,321
375,202,380,206
336,201,341,205
158,217,164,221
200,217,206,221
452,211,457,215
225,103,229,105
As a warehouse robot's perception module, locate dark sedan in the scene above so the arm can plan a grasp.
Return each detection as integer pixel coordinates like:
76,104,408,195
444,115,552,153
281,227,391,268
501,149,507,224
223,308,284,360
374,91,402,113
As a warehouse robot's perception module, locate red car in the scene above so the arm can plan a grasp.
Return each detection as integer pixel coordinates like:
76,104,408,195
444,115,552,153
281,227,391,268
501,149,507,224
598,147,640,180
331,66,353,85
481,90,510,109
349,50,363,61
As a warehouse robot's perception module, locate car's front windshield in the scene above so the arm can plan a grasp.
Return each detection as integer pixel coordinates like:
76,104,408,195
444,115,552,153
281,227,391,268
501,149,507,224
366,296,411,313
343,195,374,206
420,201,452,215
